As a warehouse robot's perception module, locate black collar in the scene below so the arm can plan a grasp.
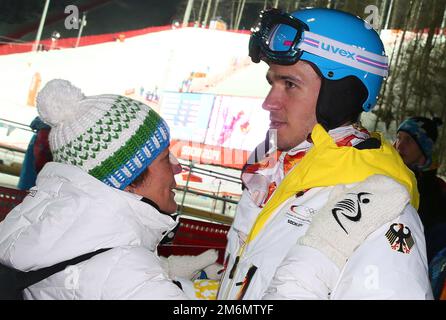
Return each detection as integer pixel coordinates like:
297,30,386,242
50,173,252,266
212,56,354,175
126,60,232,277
140,197,177,221
353,137,381,150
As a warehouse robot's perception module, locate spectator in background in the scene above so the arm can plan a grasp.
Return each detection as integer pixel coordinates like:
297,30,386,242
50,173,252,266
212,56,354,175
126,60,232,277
394,116,446,300
429,246,446,300
394,116,446,259
17,117,52,190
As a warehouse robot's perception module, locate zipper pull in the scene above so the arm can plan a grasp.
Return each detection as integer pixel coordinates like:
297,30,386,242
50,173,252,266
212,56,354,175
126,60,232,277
228,256,240,279
235,265,258,299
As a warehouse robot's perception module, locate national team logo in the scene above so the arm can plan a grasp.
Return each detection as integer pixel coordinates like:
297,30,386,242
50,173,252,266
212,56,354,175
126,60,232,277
385,223,415,254
331,192,371,234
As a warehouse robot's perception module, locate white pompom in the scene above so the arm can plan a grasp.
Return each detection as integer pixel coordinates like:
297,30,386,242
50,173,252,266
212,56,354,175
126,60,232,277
36,79,85,127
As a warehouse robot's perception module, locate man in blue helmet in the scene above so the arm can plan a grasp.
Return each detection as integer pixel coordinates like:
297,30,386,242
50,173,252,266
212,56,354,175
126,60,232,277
217,8,433,300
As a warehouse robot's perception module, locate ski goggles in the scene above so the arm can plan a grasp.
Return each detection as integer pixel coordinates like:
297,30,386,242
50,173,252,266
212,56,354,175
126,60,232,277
249,9,389,77
249,8,309,65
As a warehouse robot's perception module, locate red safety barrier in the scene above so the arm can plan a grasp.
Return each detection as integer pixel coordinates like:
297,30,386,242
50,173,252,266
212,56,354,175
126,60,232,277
0,24,250,56
0,186,28,222
0,25,173,56
158,217,230,264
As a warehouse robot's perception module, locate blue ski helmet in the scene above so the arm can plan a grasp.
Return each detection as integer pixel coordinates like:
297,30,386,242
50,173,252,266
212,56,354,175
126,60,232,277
249,8,388,113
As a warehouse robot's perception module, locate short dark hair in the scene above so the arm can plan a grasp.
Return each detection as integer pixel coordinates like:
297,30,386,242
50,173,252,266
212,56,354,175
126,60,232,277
129,168,150,187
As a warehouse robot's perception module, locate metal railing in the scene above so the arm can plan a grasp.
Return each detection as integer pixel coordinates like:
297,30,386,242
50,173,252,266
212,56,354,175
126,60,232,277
176,160,242,219
0,118,34,134
0,119,30,186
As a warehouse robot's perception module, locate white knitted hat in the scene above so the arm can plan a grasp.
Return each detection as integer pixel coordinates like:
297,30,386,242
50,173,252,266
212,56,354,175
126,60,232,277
36,79,170,190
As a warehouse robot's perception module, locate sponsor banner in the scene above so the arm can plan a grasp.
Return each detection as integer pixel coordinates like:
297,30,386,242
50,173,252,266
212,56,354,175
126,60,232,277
160,92,215,144
204,95,269,151
170,139,249,169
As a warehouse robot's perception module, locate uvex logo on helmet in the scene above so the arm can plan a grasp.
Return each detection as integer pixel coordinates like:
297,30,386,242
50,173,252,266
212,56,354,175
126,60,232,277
320,43,356,60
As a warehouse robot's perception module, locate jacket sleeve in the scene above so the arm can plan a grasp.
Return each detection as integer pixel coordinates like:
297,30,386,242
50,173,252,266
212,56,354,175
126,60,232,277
330,206,433,300
264,176,433,300
263,205,433,300
101,247,188,300
262,244,340,299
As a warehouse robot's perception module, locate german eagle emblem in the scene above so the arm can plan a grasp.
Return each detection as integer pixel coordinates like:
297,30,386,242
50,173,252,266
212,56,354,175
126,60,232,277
385,223,414,254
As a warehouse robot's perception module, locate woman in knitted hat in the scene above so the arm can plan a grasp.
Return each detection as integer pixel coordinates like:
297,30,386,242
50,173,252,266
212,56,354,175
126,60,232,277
0,79,213,299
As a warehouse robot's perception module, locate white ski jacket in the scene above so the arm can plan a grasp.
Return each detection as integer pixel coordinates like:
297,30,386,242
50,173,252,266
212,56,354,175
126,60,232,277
218,175,433,300
0,162,187,300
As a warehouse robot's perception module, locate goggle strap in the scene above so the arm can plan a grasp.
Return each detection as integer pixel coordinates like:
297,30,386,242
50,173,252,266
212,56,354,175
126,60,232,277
297,31,389,77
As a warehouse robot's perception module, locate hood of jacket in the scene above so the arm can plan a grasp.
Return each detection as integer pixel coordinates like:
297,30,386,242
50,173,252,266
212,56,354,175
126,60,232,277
0,162,177,271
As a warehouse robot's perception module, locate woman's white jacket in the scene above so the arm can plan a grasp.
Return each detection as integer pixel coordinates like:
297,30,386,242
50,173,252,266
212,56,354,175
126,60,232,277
0,162,187,299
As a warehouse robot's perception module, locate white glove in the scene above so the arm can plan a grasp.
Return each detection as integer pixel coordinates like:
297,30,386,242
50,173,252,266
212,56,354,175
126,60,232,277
299,175,410,269
160,249,219,280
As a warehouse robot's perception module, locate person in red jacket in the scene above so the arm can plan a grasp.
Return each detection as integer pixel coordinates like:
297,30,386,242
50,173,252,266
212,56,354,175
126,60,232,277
17,117,52,190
